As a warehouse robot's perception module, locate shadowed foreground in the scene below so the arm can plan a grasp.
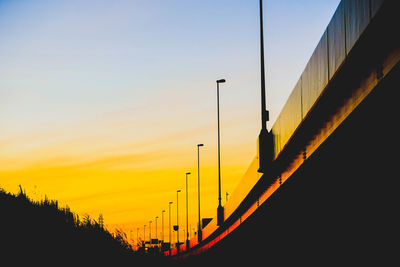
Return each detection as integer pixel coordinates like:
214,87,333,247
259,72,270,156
0,188,171,266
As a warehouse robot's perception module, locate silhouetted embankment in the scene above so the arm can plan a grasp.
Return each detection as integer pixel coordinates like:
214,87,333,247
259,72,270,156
0,187,171,266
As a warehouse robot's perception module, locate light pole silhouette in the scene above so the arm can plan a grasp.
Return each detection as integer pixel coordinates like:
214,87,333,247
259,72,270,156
176,189,181,252
216,78,226,226
197,143,204,242
162,210,165,244
149,220,152,244
169,201,173,246
259,0,268,131
155,216,158,241
185,172,191,248
257,0,273,173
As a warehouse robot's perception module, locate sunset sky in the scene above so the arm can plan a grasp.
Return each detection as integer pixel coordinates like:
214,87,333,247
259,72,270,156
0,0,340,244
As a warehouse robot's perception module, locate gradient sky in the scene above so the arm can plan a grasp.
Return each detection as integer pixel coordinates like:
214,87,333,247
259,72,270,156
0,0,340,244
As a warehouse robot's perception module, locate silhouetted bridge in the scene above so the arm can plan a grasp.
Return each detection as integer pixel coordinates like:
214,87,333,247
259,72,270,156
166,0,399,263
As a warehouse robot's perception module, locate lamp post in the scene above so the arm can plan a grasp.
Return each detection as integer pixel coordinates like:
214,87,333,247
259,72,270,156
185,172,191,248
176,190,181,251
197,143,204,242
257,0,273,173
149,220,152,245
162,210,165,244
259,0,268,131
216,78,226,226
169,201,173,246
155,216,158,241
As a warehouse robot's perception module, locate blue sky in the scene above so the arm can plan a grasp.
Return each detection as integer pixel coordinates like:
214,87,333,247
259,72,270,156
1,0,340,132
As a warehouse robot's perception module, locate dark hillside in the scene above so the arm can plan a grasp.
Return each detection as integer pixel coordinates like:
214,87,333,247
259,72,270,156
0,187,167,266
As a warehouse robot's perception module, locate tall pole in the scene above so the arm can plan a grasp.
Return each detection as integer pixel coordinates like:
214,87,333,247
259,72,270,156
162,210,165,244
155,216,158,240
217,81,221,207
216,79,225,226
257,0,272,174
176,190,181,249
197,144,204,241
260,0,268,130
149,220,152,244
185,172,191,248
169,202,172,245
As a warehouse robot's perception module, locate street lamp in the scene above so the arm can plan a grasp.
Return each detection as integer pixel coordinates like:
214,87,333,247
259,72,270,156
149,220,152,244
162,210,165,244
185,172,191,248
257,0,273,173
155,216,158,241
169,201,173,246
259,0,268,131
176,189,181,251
216,78,226,226
197,143,204,242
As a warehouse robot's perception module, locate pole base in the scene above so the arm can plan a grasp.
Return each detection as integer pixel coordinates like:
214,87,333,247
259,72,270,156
258,128,274,173
198,229,202,243
217,205,224,226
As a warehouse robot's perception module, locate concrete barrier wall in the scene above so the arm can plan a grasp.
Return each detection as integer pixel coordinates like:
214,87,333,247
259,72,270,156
272,0,383,159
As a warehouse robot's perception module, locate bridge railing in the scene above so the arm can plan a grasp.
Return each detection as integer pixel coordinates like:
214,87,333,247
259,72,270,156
272,0,384,159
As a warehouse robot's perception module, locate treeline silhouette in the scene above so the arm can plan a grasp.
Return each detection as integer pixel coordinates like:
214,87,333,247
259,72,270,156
0,186,170,266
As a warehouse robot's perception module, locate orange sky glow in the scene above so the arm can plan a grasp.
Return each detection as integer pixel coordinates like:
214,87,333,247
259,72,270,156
0,106,259,244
